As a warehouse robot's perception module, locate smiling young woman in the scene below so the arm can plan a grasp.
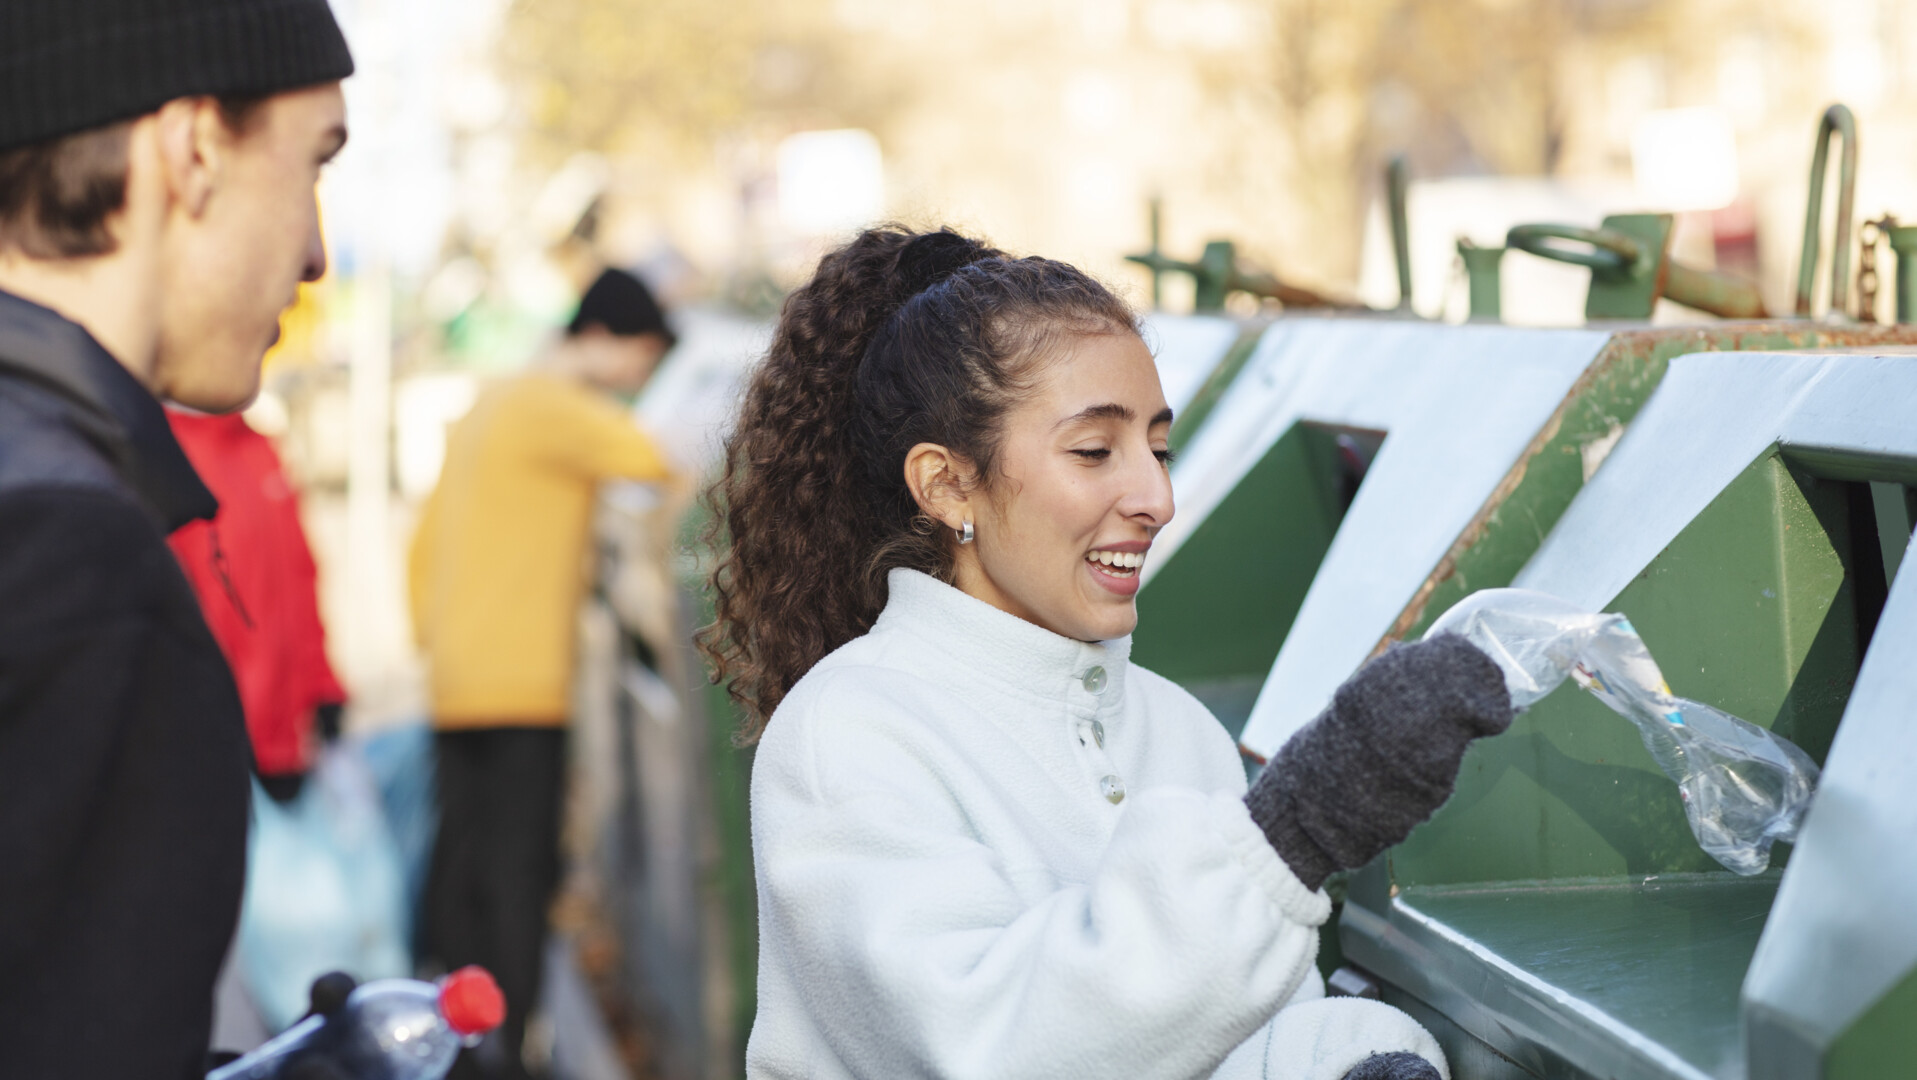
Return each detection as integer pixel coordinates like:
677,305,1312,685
701,226,1513,1079
913,328,1175,642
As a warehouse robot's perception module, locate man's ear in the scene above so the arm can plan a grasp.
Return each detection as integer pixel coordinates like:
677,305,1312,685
149,97,225,219
903,442,976,531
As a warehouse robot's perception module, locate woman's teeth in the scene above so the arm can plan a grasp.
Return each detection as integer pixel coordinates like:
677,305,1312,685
1086,549,1144,577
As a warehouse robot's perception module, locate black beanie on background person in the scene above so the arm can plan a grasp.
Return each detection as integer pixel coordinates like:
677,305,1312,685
0,0,355,152
567,268,678,349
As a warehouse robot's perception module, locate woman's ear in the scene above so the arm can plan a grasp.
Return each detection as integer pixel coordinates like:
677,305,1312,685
903,442,975,531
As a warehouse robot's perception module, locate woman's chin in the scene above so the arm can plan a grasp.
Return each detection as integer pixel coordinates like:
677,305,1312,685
1083,612,1138,642
1060,592,1137,642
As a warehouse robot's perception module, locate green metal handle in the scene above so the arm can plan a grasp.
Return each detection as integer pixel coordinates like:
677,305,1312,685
1795,103,1858,318
1664,263,1768,319
1387,155,1412,309
1506,224,1643,275
1887,225,1917,324
1457,240,1503,322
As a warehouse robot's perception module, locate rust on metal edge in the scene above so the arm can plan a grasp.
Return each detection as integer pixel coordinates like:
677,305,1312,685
1370,321,1917,661
1371,343,1619,658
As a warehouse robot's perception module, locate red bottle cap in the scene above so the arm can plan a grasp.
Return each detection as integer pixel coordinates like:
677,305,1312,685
439,966,506,1036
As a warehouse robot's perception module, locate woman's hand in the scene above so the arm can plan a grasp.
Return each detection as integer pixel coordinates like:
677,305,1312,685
1244,634,1514,890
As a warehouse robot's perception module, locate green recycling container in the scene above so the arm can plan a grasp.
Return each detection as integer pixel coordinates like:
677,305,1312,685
1133,319,1917,997
1140,321,1917,755
1333,348,1917,1079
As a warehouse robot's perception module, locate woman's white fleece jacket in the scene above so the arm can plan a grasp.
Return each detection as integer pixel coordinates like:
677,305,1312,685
746,569,1445,1080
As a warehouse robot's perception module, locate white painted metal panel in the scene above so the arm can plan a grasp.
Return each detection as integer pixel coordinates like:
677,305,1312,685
1158,320,1612,759
1140,312,1243,415
1513,352,1917,604
634,308,773,474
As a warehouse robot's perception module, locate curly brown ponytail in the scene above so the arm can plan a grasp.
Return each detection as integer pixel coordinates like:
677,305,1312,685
698,225,1137,740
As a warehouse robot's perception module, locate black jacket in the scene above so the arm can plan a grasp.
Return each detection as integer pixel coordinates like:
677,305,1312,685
0,289,249,1080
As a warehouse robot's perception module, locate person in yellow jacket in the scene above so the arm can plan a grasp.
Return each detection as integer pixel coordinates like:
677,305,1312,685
410,268,678,1080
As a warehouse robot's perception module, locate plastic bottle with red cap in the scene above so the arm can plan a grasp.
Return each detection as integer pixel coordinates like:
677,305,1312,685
208,966,505,1080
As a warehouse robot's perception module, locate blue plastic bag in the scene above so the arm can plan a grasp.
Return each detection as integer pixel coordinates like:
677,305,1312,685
359,721,439,951
236,741,412,1031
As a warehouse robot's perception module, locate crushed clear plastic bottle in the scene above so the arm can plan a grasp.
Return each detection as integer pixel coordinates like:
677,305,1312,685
1427,588,1820,876
209,967,504,1080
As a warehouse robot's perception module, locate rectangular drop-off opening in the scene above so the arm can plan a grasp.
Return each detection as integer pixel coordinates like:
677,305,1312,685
1133,423,1384,741
1396,450,1915,887
1361,451,1916,1080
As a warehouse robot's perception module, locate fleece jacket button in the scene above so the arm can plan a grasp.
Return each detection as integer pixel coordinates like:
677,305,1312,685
1099,775,1126,804
1082,666,1107,694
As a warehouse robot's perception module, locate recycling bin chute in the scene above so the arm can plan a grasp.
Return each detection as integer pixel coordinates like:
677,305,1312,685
1234,321,1917,762
1136,320,1613,743
1336,348,1917,1080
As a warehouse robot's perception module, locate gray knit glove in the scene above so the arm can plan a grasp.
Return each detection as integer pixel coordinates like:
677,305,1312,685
1246,634,1514,891
1341,1051,1442,1080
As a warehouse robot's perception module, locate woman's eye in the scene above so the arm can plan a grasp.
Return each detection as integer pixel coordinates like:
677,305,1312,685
1154,447,1177,466
1070,448,1111,461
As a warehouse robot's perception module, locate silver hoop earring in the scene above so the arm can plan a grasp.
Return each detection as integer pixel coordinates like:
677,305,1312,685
957,520,975,545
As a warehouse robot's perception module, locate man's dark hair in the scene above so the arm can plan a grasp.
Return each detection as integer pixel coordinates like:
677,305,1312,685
0,124,132,259
567,268,677,349
0,97,269,259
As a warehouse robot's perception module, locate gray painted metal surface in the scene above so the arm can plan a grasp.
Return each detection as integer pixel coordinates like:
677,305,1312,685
1344,876,1760,1080
1746,547,1917,1076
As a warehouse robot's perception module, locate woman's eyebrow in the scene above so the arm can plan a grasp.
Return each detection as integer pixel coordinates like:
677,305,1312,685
1055,403,1131,428
1054,403,1175,429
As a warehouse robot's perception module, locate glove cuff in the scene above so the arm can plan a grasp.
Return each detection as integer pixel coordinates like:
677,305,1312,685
1244,768,1338,892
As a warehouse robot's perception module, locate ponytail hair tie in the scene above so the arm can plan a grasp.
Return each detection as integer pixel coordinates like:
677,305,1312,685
894,230,992,302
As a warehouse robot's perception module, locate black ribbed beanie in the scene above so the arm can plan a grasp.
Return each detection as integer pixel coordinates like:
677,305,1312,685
567,268,677,348
1,0,355,152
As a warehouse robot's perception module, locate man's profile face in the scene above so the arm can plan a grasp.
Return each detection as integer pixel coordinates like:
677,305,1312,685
155,83,347,412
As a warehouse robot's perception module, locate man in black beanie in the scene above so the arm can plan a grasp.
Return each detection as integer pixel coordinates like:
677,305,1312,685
0,2,353,1076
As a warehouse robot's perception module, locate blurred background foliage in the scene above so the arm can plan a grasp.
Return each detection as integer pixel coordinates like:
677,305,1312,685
480,0,1847,302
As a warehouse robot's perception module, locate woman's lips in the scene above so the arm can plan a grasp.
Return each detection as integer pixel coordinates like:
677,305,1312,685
1085,554,1143,597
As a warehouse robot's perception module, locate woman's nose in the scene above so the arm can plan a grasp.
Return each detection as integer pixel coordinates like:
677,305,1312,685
1119,446,1176,526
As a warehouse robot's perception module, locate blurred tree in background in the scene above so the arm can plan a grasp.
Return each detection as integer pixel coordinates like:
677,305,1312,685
483,0,1893,307
503,0,881,164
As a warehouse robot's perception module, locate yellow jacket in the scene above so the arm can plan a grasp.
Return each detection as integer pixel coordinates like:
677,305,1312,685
409,373,673,726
